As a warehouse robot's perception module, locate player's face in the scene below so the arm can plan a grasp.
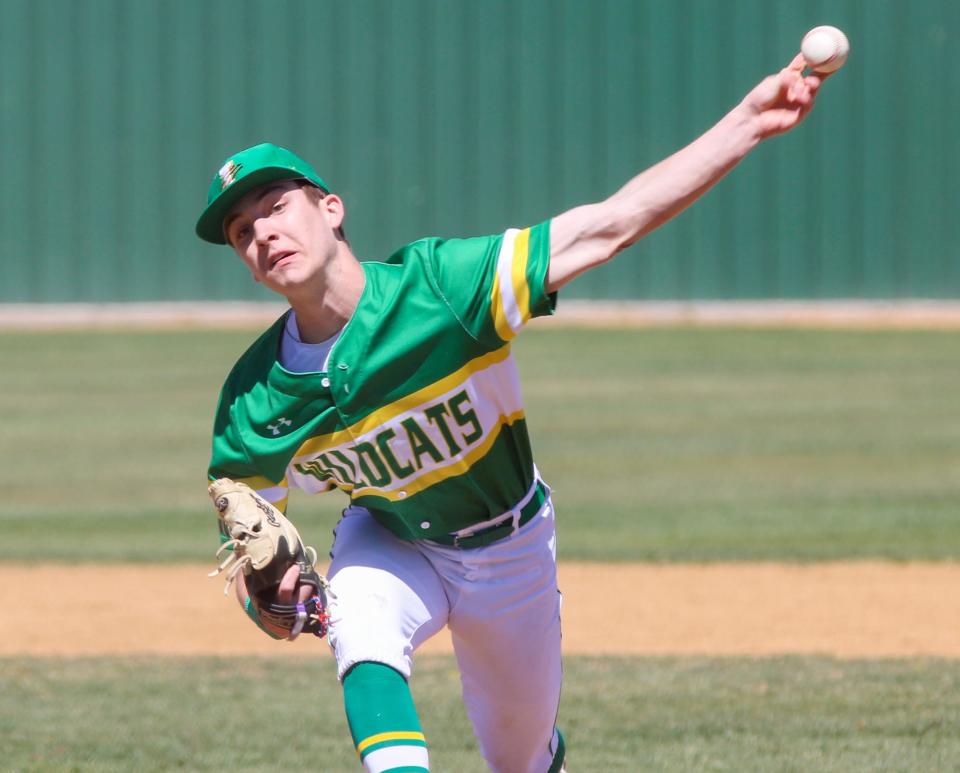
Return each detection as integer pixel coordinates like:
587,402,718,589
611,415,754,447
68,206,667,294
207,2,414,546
223,181,343,295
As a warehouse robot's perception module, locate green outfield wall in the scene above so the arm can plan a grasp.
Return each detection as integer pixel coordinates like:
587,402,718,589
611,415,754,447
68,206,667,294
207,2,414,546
0,0,956,303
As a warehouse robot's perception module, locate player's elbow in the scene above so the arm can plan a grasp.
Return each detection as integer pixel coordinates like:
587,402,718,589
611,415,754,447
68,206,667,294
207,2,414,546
546,200,648,291
586,199,646,261
564,201,635,258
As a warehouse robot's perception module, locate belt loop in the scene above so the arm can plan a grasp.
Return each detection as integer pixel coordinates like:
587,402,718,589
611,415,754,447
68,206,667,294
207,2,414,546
443,469,547,548
510,507,522,535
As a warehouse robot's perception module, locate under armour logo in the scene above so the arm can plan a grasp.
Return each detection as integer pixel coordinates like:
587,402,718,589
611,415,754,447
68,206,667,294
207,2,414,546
267,417,292,436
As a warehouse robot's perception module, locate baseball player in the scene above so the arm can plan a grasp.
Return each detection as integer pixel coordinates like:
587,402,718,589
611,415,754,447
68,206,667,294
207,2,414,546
198,56,824,773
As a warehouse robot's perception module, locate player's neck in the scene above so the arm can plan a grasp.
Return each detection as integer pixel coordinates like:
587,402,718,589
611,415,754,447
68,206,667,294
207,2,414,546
286,252,365,343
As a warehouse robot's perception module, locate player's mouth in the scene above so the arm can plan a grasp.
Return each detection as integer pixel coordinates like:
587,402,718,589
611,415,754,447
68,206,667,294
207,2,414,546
268,250,296,269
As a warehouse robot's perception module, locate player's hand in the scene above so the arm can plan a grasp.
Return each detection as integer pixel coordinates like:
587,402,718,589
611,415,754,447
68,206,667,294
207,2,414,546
209,478,330,641
739,54,826,140
234,563,314,606
275,562,317,605
233,564,320,639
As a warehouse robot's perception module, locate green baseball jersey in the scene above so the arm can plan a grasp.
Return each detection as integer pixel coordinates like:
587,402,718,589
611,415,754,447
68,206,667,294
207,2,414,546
208,223,555,540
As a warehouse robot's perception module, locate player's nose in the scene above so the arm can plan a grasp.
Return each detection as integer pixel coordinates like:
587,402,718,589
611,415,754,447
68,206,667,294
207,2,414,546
252,216,278,246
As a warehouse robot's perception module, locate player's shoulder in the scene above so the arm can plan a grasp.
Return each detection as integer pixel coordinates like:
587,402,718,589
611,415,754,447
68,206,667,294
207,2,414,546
381,223,550,266
361,237,452,298
381,235,447,266
382,233,506,263
378,233,505,284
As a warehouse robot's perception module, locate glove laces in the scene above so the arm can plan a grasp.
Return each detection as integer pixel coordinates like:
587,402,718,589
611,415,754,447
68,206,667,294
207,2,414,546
208,531,256,595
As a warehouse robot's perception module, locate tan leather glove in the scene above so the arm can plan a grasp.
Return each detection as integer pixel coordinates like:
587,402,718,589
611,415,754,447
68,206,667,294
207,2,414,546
207,478,330,640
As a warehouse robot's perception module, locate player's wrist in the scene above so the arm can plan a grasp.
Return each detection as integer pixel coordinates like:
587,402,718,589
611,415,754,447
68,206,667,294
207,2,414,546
722,101,765,152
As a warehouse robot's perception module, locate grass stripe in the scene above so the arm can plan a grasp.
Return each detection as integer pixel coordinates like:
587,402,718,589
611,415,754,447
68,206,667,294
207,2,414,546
1,327,957,563
3,654,959,772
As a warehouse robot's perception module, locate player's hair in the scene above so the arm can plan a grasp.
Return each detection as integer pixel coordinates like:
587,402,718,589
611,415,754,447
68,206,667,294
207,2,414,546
302,182,349,244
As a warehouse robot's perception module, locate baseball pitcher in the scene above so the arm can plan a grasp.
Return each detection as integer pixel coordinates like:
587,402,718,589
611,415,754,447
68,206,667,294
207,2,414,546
197,55,826,772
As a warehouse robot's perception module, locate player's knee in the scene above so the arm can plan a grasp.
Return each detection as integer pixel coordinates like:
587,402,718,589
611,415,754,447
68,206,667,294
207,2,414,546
326,597,413,680
327,621,412,681
326,565,438,681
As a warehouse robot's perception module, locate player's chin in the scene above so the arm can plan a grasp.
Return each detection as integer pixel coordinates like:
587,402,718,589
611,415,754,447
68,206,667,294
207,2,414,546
262,268,308,295
275,257,315,280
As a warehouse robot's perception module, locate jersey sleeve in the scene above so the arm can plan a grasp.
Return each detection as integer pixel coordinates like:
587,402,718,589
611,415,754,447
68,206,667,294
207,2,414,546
426,220,556,345
208,386,293,514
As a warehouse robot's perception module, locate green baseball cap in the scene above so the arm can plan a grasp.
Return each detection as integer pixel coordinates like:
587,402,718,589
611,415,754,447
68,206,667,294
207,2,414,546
195,142,329,244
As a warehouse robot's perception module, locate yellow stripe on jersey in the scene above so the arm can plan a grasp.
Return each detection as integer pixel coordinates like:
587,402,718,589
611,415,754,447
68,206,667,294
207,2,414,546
489,227,533,342
350,409,525,501
490,251,514,342
207,474,292,513
510,227,532,325
356,731,427,756
294,344,513,460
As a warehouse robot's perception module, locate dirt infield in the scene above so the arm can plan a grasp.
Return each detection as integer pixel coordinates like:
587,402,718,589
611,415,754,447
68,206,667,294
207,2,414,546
5,562,959,658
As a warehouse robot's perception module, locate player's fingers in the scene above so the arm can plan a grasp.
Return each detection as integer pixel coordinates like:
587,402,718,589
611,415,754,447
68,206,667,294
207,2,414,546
796,83,823,121
786,52,806,72
785,72,811,105
276,563,301,604
297,582,315,604
812,68,835,84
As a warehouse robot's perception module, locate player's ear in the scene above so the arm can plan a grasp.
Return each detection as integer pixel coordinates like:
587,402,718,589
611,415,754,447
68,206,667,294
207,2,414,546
320,193,345,230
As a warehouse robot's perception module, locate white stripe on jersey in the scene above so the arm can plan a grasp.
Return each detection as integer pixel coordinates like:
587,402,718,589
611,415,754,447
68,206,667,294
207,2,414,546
496,228,524,336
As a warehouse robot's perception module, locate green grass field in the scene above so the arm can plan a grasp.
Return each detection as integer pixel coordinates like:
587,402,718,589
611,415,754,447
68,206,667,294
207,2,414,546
3,325,959,772
4,654,959,772
1,326,957,562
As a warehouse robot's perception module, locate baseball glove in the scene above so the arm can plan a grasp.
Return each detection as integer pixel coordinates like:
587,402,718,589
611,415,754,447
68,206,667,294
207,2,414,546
207,478,331,641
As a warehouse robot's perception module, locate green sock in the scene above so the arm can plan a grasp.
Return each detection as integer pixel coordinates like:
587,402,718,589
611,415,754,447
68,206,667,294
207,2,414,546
342,661,429,772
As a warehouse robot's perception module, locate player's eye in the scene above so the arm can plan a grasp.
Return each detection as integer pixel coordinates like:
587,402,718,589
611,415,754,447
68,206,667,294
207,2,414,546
232,224,251,243
271,201,285,214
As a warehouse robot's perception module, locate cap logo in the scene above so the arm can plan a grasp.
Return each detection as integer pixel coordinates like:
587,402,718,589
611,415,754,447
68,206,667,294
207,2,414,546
218,160,242,190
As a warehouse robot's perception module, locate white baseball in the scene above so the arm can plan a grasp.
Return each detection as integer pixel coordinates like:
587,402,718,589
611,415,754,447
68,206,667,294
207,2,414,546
801,25,849,73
